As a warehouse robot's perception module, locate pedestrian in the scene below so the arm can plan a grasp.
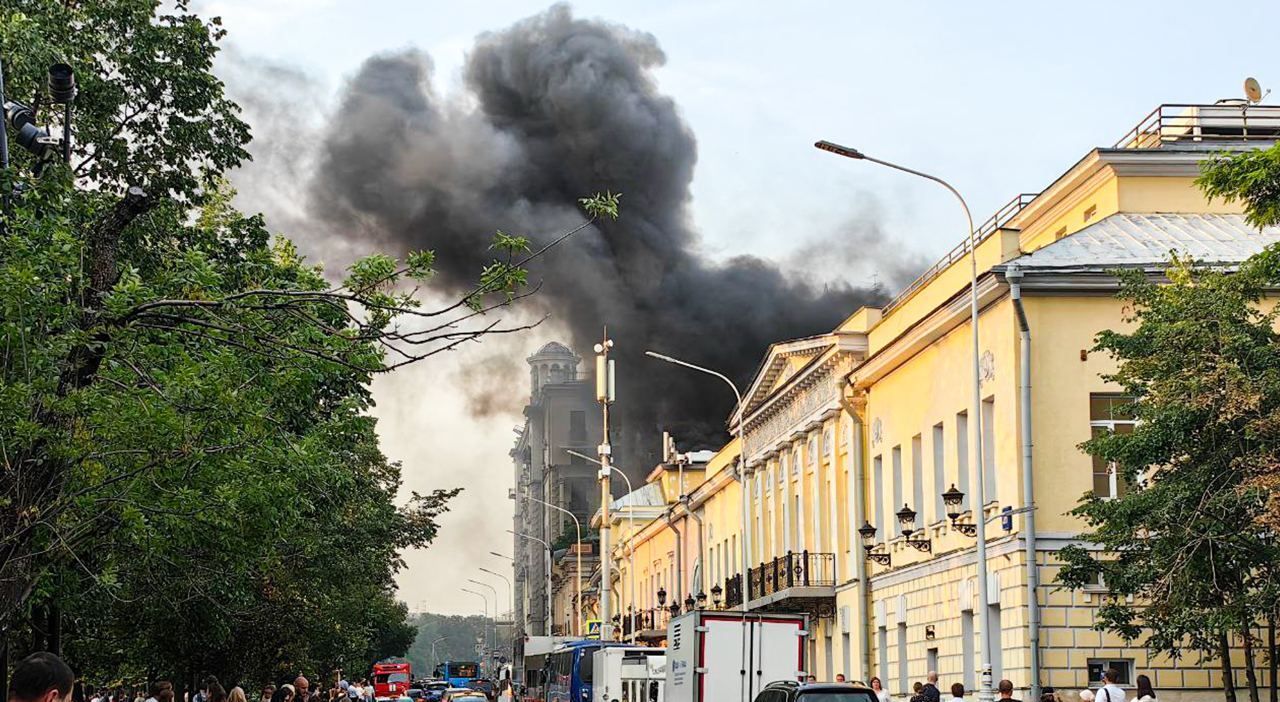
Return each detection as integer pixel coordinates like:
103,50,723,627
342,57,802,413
948,684,965,702
260,687,276,702
1077,691,1093,702
911,682,925,702
195,679,220,702
293,679,311,702
271,686,295,702
836,675,847,683
207,684,228,702
1039,689,1057,702
9,652,76,702
998,680,1021,702
147,682,174,702
921,673,942,702
72,681,85,702
1096,669,1125,702
871,677,891,702
806,676,817,683
229,688,248,702
1134,675,1156,702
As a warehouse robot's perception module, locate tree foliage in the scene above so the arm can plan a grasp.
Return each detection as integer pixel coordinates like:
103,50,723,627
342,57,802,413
1057,147,1280,702
0,0,618,683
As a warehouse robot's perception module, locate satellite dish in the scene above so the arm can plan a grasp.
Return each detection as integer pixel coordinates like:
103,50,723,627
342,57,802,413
1245,77,1263,103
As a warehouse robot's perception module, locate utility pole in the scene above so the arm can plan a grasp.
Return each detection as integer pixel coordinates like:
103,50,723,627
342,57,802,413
595,328,616,641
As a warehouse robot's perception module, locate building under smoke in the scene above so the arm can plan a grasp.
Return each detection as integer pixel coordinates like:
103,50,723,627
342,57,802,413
510,341,653,637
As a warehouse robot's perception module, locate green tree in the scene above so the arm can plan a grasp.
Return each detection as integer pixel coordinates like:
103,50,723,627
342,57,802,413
0,0,618,677
1058,145,1280,702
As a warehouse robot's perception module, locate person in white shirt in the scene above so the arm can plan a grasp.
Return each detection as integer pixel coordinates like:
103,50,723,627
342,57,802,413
948,683,966,702
1096,668,1126,702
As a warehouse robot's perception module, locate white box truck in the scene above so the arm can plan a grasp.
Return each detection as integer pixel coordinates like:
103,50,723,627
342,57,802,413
665,611,807,702
591,646,666,702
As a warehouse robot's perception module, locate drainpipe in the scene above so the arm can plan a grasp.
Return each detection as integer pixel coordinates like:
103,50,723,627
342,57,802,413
839,386,871,682
1006,265,1041,701
666,510,684,603
686,501,706,596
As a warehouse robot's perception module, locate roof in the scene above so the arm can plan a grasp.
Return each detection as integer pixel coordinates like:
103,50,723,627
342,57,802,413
1006,213,1280,271
528,341,577,360
610,482,666,510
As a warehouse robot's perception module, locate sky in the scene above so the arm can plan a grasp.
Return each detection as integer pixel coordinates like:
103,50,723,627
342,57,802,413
195,0,1279,616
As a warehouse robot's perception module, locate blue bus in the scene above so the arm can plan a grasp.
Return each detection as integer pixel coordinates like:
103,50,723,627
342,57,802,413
433,661,480,688
545,640,622,702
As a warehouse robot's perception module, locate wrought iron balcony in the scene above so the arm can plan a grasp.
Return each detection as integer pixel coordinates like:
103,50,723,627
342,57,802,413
744,551,836,618
723,573,744,609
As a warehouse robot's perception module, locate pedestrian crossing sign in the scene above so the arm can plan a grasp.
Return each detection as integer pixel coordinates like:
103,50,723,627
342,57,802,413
585,619,602,639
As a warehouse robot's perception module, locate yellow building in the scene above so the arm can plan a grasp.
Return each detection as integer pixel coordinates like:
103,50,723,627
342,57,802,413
607,102,1280,702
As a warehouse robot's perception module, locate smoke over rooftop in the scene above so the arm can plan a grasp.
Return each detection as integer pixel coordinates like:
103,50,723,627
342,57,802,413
290,4,919,450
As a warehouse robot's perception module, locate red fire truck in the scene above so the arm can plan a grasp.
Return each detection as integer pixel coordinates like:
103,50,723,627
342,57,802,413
372,660,413,700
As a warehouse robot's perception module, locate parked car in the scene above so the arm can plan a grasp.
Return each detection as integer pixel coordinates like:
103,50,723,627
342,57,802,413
466,680,496,701
752,682,878,702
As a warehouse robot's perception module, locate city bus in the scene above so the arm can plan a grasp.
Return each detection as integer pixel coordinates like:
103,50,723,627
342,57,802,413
373,661,413,699
546,640,613,702
433,662,480,689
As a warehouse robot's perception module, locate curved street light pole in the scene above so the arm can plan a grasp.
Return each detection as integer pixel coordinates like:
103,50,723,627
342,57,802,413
814,140,998,702
461,588,491,676
643,350,751,702
430,636,446,672
522,492,583,636
469,578,501,672
479,566,515,676
509,529,553,635
567,448,638,641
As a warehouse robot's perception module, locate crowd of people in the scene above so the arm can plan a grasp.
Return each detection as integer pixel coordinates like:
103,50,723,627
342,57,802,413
6,653,384,702
856,668,1158,702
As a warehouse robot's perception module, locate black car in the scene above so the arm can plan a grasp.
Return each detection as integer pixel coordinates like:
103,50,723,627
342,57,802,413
753,681,878,702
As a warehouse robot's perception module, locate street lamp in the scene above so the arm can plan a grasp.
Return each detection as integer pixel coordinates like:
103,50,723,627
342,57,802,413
566,447,639,640
857,522,892,566
468,578,500,670
816,139,995,702
696,590,708,609
509,529,553,635
943,484,979,536
519,490,583,636
684,594,696,613
478,567,515,679
896,504,932,553
490,551,514,561
710,583,723,609
461,588,490,675
644,350,751,610
657,587,667,607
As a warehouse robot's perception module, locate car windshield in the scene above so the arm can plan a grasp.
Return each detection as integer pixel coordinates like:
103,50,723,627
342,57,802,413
428,685,449,691
799,693,877,702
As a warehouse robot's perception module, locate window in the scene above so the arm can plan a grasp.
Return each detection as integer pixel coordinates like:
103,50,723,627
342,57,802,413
1089,395,1137,499
982,397,996,504
911,435,924,529
891,446,903,531
932,423,945,523
956,411,970,509
1082,569,1108,592
873,456,884,539
1087,659,1133,687
569,410,586,442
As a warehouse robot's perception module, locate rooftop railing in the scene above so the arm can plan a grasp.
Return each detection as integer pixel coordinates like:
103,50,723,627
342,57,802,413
1113,102,1280,150
881,192,1037,315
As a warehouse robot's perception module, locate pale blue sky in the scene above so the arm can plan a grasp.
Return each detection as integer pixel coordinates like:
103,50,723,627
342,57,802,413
199,0,1278,615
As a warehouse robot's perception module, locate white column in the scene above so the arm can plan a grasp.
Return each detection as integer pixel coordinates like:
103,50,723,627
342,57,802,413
826,419,841,578
795,443,808,552
781,449,792,552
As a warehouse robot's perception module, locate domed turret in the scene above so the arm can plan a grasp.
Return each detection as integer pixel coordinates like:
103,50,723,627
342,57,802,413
527,341,581,395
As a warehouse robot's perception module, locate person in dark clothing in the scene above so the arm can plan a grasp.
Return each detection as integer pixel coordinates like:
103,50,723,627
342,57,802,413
919,672,941,702
998,679,1021,702
9,652,75,702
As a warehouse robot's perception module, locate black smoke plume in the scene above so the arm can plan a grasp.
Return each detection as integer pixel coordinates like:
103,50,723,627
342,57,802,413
303,5,916,454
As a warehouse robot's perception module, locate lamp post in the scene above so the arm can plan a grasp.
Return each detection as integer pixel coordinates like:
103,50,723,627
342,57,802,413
509,529,553,635
816,140,994,702
461,588,491,675
430,636,447,672
521,492,583,636
644,350,750,608
567,448,638,640
469,578,501,670
644,350,753,702
480,566,515,682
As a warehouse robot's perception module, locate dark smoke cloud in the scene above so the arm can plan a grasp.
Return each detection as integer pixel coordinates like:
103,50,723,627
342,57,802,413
294,5,917,453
